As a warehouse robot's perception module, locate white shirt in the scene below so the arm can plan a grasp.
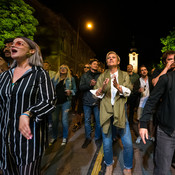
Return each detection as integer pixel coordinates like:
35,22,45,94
90,71,131,105
139,77,149,108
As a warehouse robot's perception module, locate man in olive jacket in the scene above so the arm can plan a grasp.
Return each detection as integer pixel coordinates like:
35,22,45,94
91,51,133,175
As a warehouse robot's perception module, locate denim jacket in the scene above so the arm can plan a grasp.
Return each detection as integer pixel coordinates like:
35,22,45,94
52,77,77,101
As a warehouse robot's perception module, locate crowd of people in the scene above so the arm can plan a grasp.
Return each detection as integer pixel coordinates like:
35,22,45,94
0,37,175,175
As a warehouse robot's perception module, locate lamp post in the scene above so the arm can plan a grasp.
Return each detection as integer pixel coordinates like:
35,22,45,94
86,22,93,30
75,21,93,72
76,21,93,50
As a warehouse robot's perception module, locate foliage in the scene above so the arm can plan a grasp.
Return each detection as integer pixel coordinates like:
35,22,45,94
0,0,38,49
160,29,175,53
156,58,164,69
156,28,175,69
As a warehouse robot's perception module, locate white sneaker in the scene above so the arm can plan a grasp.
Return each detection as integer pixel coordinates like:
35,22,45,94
49,138,56,146
136,136,142,144
150,137,155,142
61,138,67,146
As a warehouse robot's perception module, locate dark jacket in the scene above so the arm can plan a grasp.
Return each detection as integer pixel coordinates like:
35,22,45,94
133,76,153,107
140,71,175,135
79,70,101,106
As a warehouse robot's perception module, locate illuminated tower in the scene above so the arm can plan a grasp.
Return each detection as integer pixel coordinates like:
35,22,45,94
129,36,138,73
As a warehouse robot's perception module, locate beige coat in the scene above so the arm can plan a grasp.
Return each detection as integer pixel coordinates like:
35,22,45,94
94,69,132,134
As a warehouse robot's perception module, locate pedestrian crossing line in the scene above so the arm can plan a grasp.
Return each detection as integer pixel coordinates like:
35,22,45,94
91,145,104,175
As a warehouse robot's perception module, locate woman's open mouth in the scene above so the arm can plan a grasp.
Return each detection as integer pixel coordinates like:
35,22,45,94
11,48,18,54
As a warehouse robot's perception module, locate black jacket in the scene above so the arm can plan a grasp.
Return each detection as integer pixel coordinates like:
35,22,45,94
140,71,175,135
79,70,101,106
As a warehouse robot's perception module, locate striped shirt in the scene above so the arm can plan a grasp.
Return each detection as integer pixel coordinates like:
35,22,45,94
0,66,56,169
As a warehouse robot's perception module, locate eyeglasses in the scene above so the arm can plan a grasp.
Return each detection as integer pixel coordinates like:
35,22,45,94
12,41,28,48
60,67,67,70
84,66,90,68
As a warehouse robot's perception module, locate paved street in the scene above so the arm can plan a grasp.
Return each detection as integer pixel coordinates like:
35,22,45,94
41,112,175,175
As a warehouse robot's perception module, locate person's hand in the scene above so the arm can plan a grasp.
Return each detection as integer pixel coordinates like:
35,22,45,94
165,60,175,70
65,89,71,96
90,79,97,86
113,77,123,93
102,78,109,92
139,128,148,144
139,87,144,93
19,114,32,140
95,78,109,96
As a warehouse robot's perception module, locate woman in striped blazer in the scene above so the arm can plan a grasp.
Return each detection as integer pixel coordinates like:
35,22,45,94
0,36,56,175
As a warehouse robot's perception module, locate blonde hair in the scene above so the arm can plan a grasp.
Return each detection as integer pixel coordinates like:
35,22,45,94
106,51,120,61
11,36,43,68
54,64,72,84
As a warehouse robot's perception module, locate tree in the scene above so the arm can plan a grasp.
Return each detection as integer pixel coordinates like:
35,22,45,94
156,28,175,69
160,29,175,53
0,0,38,49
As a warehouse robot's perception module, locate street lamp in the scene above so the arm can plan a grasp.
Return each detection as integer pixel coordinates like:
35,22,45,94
86,22,93,30
77,21,94,49
75,20,93,72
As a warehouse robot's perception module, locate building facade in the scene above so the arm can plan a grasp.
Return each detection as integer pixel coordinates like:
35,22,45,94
129,51,138,73
25,0,96,75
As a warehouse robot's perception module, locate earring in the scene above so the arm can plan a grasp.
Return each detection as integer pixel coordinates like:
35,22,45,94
26,52,32,57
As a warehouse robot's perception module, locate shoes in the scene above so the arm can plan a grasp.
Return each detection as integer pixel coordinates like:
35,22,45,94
105,164,113,175
48,123,52,128
135,136,142,144
72,123,81,132
61,138,67,146
123,169,132,175
171,162,175,169
82,138,91,149
49,138,56,146
149,137,155,142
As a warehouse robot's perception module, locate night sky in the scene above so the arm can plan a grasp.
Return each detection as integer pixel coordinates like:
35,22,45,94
37,0,175,70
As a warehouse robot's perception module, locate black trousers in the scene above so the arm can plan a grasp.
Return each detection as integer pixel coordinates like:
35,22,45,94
154,126,175,175
2,148,42,175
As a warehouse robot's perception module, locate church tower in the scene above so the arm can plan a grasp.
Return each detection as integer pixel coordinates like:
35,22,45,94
129,36,138,73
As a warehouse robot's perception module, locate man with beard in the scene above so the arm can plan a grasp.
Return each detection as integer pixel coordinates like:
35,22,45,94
0,55,8,73
79,58,102,148
152,50,175,86
3,38,14,68
127,64,139,127
133,65,154,144
140,51,175,174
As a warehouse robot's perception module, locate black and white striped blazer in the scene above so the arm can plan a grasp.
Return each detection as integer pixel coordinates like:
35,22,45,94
0,65,56,169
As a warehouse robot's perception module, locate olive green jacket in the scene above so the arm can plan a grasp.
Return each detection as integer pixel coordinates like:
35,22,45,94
94,69,132,134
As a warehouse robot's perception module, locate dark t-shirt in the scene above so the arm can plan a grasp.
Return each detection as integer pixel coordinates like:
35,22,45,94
56,79,67,104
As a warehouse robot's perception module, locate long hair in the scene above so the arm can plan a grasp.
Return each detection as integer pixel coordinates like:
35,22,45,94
54,64,72,84
11,36,43,67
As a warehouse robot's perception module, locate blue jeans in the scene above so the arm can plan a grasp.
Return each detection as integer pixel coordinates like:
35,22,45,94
102,109,133,169
83,105,101,140
52,101,71,139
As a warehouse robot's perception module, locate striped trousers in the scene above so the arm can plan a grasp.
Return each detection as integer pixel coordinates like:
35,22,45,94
2,148,42,175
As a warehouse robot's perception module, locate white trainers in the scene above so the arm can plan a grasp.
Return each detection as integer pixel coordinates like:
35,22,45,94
136,136,142,144
49,138,56,146
149,137,155,142
61,138,67,146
